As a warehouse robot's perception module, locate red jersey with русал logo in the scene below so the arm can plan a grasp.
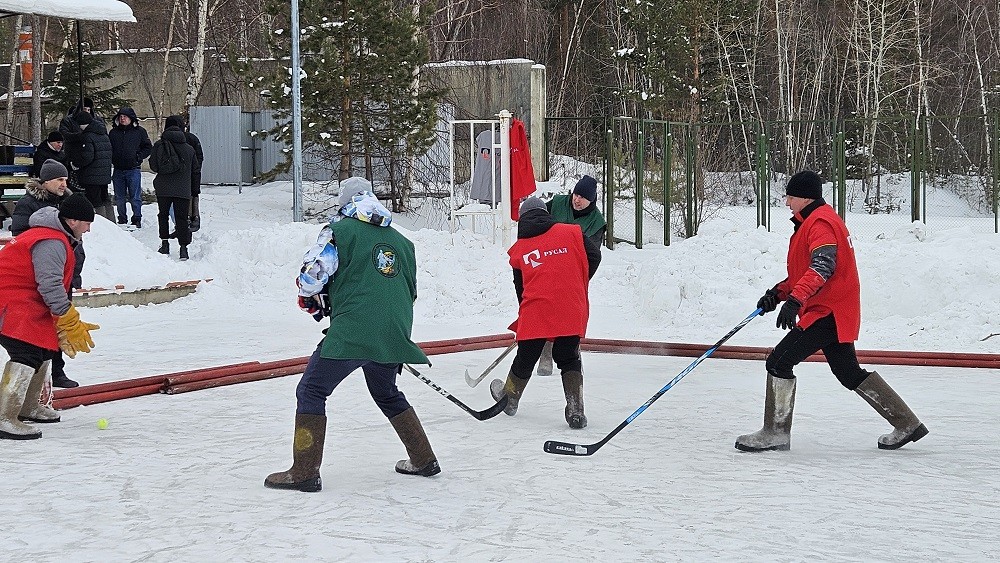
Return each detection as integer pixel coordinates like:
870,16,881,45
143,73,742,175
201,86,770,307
507,223,590,340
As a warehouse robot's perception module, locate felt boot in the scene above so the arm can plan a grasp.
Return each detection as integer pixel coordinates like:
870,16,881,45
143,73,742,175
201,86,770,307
855,371,928,449
490,370,530,416
264,413,327,492
561,370,587,429
18,361,60,423
536,341,554,376
0,362,43,439
735,375,796,452
389,407,440,476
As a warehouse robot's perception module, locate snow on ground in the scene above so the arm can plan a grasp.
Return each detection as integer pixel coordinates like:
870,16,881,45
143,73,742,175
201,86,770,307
1,177,998,561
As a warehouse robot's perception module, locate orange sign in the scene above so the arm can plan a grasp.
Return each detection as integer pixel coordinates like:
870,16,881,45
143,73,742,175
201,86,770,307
18,24,32,91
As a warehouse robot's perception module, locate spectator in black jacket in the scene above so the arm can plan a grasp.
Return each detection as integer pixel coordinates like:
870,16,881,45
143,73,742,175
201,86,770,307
151,124,196,260
31,131,66,178
60,111,114,221
109,107,152,228
165,115,204,232
9,159,85,388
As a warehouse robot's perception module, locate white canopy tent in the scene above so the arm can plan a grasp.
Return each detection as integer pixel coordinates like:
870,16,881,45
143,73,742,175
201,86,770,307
0,0,135,22
0,0,134,144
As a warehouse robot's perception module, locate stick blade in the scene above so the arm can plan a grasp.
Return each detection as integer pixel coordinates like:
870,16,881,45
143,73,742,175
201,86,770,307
472,394,508,420
465,368,480,388
543,440,593,456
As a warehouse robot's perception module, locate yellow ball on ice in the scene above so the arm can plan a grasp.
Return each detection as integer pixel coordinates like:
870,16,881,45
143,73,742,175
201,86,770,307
96,418,109,430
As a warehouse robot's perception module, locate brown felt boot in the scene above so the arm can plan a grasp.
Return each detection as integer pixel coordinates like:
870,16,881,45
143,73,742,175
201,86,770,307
389,407,440,476
0,361,43,440
19,361,60,423
490,370,530,416
561,370,587,429
264,413,326,492
735,375,796,452
855,371,928,450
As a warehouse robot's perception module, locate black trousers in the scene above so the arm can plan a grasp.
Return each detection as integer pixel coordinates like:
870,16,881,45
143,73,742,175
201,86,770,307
510,336,582,379
79,183,110,209
0,334,55,370
157,196,191,245
766,314,869,390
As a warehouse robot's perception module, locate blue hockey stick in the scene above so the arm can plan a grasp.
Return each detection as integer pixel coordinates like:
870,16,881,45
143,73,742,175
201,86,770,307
544,308,763,456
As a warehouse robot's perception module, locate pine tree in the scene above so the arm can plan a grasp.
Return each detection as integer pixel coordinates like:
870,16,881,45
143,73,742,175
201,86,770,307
45,32,133,120
250,0,441,209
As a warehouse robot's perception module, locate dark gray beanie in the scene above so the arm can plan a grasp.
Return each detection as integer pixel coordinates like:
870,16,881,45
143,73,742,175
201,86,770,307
785,171,823,199
519,196,547,216
39,159,69,183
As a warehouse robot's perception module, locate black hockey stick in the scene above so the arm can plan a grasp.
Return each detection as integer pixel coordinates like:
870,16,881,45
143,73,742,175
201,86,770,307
465,341,517,388
544,308,762,456
404,364,508,420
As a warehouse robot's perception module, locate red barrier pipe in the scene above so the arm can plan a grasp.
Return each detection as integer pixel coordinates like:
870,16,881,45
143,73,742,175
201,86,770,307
53,361,263,400
165,365,307,395
583,337,1000,363
164,359,305,386
53,383,166,410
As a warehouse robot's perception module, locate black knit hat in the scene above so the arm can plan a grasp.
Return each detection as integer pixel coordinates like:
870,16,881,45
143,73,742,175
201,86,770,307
573,175,599,203
785,170,823,199
59,193,96,222
74,111,93,126
46,130,63,143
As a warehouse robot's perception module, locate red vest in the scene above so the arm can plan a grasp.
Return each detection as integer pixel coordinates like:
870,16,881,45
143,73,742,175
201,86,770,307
0,227,74,350
508,223,590,340
778,204,861,342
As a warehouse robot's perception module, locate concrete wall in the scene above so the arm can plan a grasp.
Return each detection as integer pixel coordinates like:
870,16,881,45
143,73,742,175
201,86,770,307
422,59,547,178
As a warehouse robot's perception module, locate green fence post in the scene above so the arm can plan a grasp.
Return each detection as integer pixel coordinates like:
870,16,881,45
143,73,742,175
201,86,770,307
664,123,672,246
835,129,846,220
993,110,1000,234
911,115,922,223
543,118,550,181
635,121,645,249
685,125,695,238
756,129,768,230
605,124,615,249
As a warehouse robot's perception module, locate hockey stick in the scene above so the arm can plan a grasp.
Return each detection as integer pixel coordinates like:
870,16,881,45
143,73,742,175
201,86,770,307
404,364,509,421
465,342,518,388
544,308,763,456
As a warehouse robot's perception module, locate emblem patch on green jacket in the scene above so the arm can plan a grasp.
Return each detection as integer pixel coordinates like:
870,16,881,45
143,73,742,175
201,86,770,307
372,244,398,277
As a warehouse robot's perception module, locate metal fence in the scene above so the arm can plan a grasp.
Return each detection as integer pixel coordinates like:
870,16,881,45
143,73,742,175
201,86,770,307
545,113,1000,247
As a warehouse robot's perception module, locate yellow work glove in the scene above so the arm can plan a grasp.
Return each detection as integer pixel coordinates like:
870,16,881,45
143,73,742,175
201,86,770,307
55,303,100,359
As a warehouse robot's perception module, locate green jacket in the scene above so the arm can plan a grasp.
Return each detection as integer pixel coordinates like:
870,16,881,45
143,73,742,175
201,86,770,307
547,194,607,244
320,218,429,365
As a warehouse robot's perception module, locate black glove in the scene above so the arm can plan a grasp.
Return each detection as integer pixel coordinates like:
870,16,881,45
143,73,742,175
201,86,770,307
776,297,801,330
756,288,780,315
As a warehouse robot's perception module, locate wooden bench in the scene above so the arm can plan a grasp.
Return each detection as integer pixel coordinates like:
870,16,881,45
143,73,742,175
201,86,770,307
1,146,34,221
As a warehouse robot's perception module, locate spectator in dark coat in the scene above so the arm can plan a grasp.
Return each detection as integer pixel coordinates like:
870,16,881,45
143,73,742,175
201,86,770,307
31,131,66,178
150,124,196,260
109,107,152,228
165,115,204,232
9,159,86,388
60,111,114,221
